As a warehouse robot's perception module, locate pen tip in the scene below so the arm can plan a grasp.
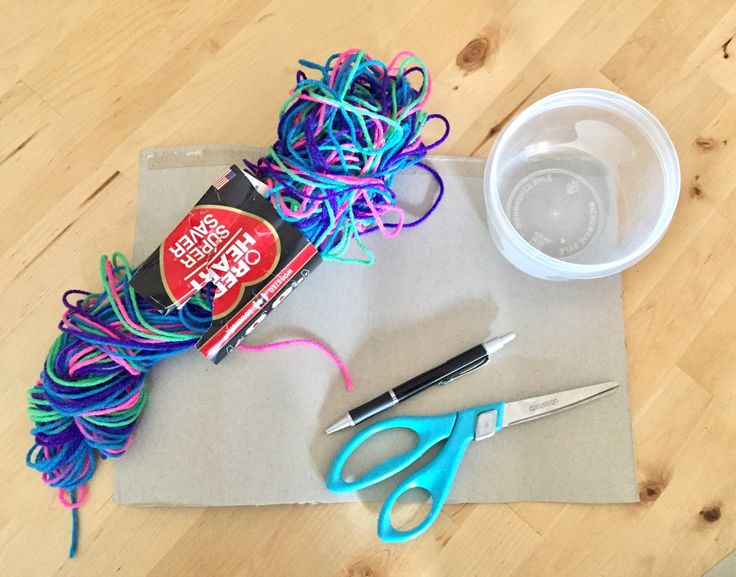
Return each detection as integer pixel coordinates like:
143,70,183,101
483,331,517,355
501,332,516,344
325,415,352,435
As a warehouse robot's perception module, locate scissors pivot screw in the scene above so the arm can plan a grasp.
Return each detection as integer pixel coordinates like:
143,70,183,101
474,409,499,441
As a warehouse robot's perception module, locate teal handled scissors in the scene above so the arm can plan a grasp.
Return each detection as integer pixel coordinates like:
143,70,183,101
327,381,619,543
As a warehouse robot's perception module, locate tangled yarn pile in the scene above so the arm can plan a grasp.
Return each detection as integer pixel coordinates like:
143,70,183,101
247,49,449,263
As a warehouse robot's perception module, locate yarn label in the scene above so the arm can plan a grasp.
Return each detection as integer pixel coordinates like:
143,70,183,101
130,166,321,363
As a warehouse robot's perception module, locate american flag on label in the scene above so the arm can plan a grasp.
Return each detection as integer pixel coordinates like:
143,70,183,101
212,169,236,190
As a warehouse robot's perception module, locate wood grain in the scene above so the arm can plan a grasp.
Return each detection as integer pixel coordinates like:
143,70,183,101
2,1,736,575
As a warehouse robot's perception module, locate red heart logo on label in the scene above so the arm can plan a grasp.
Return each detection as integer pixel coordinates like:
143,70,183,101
160,206,281,318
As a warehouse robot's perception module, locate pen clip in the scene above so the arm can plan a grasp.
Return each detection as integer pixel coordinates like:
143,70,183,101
439,356,489,386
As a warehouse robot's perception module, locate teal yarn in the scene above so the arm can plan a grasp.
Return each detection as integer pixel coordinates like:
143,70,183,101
69,490,79,558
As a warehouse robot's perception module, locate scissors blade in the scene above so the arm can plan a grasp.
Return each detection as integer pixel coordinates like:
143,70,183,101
500,382,619,429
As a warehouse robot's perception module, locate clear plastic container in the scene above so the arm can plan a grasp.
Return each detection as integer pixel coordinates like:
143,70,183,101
484,88,680,280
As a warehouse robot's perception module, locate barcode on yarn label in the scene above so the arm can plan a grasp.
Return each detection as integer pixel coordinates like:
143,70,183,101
130,165,321,364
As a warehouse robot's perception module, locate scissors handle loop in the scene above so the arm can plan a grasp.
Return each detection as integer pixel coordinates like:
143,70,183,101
376,412,478,542
326,413,457,492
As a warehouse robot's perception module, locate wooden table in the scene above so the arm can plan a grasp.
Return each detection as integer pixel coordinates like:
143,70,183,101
2,2,735,575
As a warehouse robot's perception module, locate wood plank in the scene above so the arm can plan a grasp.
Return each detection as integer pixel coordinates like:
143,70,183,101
624,210,736,408
601,0,735,104
0,0,108,94
599,394,736,577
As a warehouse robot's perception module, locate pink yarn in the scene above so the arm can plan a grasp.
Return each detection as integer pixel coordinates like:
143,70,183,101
239,339,354,391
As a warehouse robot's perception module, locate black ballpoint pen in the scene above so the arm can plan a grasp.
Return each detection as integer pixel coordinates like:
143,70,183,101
325,332,516,434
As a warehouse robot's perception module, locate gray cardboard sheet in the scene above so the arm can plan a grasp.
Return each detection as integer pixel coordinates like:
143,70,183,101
114,145,638,506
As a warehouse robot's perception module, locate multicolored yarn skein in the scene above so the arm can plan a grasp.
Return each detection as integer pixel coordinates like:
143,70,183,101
25,48,449,557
